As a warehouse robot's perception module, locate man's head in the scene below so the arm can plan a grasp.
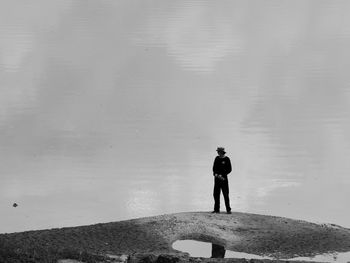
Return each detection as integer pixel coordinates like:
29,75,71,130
216,147,226,157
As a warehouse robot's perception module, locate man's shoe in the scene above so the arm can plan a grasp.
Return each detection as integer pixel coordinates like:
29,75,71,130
227,211,232,214
211,211,220,214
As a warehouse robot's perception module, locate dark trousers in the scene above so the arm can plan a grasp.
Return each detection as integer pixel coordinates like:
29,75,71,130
213,178,231,212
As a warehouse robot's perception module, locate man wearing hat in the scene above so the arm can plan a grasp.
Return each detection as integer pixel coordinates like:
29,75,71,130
212,147,232,214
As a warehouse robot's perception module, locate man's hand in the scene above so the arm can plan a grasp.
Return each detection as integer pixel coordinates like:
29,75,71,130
214,174,225,181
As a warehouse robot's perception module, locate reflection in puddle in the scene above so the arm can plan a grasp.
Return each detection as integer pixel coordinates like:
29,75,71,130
211,243,225,258
173,240,273,260
172,240,350,262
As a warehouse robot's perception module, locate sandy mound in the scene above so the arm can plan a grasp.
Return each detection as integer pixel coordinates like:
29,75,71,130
1,211,350,262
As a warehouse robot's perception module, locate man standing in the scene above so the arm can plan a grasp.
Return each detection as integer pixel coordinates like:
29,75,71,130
212,147,232,214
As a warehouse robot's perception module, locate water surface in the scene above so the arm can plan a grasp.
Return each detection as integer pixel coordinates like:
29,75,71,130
1,1,350,233
173,240,350,262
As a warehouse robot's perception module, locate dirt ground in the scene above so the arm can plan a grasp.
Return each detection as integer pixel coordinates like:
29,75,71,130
1,211,350,262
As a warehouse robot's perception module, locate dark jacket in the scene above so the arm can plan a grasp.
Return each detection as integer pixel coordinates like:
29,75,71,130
213,156,232,179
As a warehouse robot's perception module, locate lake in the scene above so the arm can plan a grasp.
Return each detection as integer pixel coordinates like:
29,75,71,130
1,0,350,233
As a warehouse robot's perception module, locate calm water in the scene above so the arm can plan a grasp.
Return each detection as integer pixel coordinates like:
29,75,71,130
1,1,350,233
173,240,350,262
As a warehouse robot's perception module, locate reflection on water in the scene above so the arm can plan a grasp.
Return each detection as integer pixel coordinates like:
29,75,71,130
173,240,273,260
1,1,350,233
211,243,225,258
173,240,350,262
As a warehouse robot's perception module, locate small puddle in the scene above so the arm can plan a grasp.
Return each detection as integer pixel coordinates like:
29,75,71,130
173,240,273,260
172,240,350,262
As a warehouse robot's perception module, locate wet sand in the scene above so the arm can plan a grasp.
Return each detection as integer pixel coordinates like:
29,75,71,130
1,211,350,262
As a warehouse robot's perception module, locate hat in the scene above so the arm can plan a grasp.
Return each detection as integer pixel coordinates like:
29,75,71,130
216,147,226,153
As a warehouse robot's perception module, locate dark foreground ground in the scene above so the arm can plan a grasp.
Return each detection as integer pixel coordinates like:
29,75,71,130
1,211,350,263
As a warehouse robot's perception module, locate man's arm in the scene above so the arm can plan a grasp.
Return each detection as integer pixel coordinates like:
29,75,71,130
226,157,232,175
213,157,219,176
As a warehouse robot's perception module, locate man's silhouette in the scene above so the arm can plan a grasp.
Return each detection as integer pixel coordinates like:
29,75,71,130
212,147,232,214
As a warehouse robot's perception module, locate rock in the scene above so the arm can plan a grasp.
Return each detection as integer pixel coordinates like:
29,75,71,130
156,254,181,263
106,253,129,262
129,253,158,263
57,260,83,263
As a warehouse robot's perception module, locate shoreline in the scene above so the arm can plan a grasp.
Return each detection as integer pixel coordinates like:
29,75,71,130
1,211,350,262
